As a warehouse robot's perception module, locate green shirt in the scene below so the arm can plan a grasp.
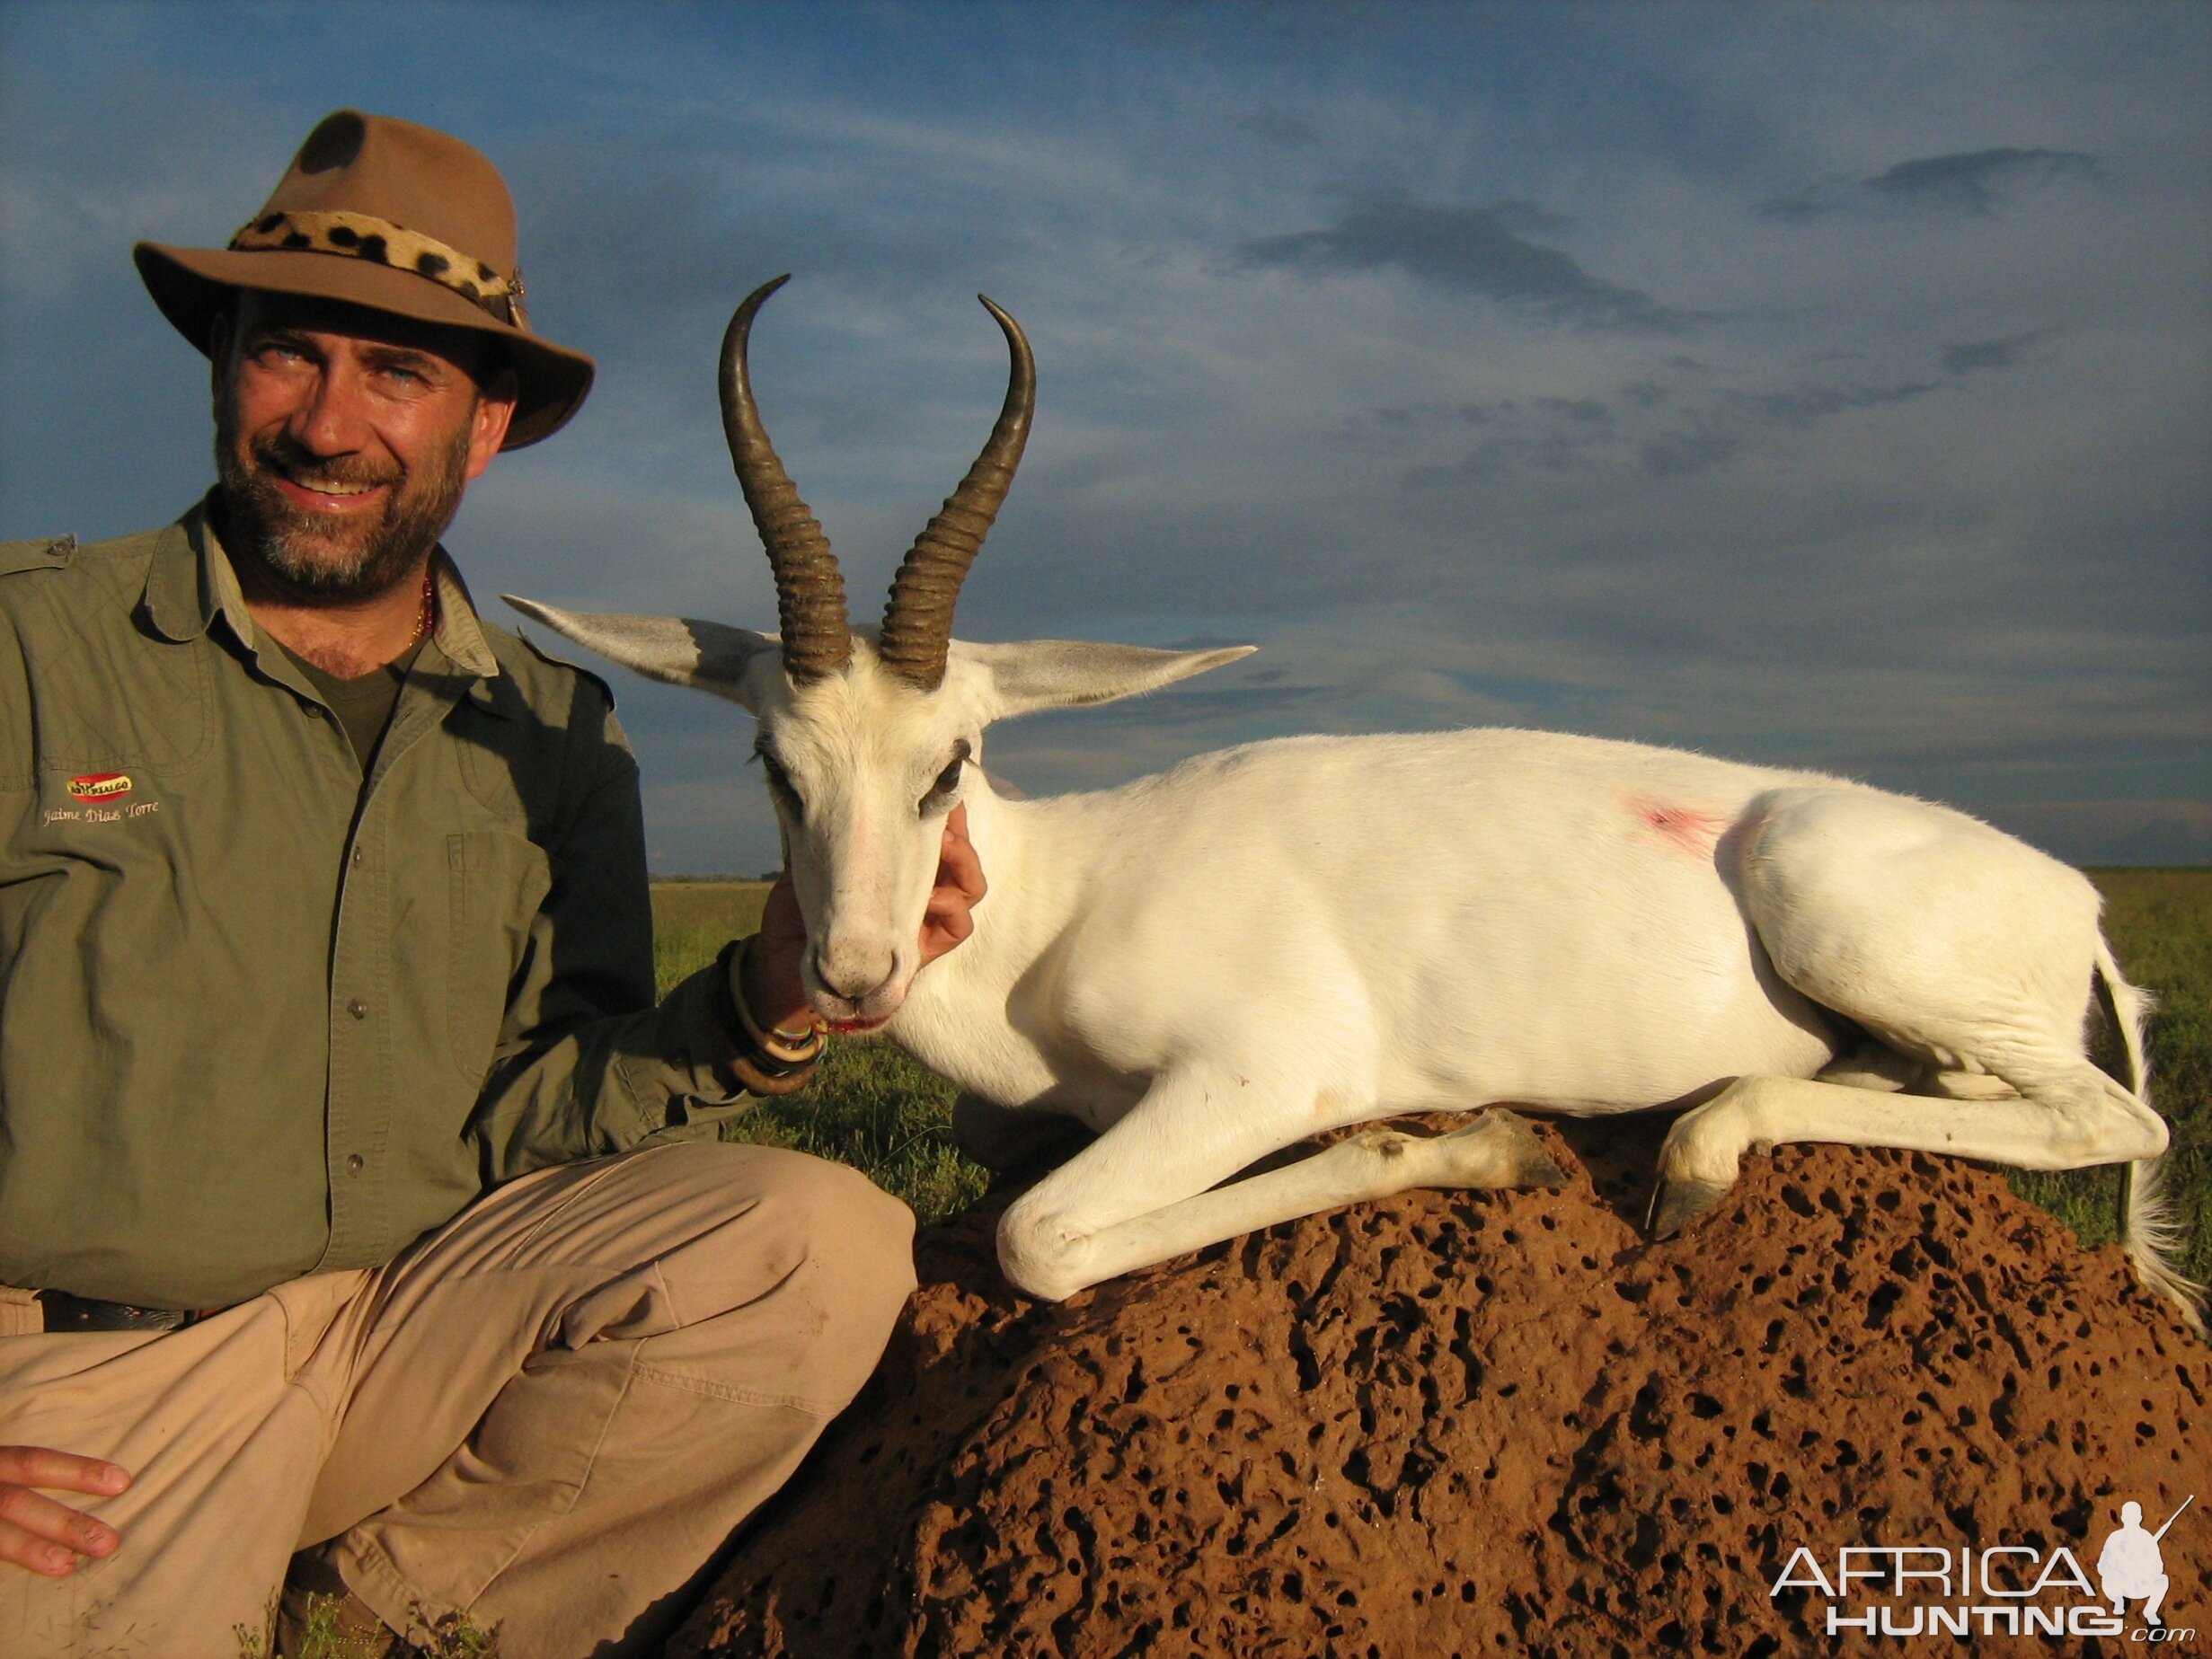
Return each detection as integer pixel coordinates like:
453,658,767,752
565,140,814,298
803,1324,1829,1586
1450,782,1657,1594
279,637,418,770
0,500,762,1309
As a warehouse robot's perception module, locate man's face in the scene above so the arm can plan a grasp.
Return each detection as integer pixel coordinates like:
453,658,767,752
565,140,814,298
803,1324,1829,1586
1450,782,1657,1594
213,291,516,599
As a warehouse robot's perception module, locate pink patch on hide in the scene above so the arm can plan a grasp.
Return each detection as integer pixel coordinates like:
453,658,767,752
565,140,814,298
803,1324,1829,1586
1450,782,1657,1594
1627,795,1726,857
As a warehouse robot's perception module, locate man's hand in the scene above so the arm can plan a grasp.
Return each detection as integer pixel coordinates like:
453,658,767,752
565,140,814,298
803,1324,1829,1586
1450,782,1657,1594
742,865,813,1035
739,806,988,1029
918,802,987,967
0,1447,130,1576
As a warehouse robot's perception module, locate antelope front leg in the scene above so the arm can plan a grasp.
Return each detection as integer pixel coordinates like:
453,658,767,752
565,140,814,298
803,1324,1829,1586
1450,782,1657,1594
997,1064,1563,1301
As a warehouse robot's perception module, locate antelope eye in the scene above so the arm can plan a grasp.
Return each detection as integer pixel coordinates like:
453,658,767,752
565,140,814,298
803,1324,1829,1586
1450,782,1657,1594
756,748,801,808
920,755,963,814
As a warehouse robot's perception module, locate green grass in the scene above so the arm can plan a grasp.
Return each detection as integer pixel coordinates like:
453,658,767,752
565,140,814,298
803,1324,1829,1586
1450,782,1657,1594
2011,869,2212,1285
653,870,2212,1276
653,881,986,1223
241,1593,500,1658
652,880,774,1002
719,1038,983,1222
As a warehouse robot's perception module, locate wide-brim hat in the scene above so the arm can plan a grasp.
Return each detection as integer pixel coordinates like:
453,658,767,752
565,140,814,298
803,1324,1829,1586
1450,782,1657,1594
135,109,594,449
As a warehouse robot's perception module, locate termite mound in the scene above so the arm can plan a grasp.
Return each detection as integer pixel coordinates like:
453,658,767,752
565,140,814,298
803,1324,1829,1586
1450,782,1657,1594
673,1119,2204,1659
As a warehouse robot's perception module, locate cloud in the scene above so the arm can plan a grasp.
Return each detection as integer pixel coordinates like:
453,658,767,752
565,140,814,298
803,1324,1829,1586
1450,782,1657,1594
1233,110,1317,149
1984,799,2212,867
1737,379,1938,429
1239,191,1694,332
1637,428,1739,479
1385,366,1949,488
1863,146,2102,211
1760,146,2101,219
1940,329,2054,375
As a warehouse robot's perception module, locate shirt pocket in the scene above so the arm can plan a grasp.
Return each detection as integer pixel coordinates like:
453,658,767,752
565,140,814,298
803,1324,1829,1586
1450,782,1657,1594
445,828,553,1086
4,622,211,792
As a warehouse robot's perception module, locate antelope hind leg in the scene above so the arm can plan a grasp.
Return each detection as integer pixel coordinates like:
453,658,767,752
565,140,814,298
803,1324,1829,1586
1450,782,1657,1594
1648,1070,2168,1240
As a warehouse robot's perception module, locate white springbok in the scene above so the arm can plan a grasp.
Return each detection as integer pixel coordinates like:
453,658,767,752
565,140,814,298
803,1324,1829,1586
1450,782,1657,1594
510,278,2203,1331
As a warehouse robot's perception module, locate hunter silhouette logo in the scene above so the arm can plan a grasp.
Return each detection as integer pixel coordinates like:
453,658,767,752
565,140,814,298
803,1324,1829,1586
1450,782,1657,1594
66,772,132,800
2100,1496,2193,1630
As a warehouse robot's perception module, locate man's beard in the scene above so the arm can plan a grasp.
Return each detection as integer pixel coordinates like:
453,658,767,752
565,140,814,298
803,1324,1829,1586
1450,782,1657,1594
214,405,474,601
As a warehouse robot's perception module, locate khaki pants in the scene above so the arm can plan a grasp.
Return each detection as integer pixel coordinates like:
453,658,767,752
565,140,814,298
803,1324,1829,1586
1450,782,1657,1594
0,1142,916,1658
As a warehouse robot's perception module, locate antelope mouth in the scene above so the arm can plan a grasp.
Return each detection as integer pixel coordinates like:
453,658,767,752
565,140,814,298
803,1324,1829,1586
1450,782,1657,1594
805,964,914,1034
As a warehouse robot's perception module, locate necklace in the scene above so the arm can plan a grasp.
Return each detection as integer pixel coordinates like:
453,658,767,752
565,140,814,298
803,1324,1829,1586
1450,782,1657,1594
408,569,437,646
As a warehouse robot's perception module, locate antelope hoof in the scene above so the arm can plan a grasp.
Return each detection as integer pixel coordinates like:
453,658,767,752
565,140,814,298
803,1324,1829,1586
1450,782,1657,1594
1648,1174,1733,1240
1490,1110,1569,1188
1438,1110,1567,1189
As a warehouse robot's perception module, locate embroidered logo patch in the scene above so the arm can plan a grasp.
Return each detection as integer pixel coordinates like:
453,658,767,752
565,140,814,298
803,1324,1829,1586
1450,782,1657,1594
66,772,133,800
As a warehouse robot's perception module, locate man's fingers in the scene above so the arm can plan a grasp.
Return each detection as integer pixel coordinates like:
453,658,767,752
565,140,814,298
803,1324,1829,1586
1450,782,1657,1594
0,1448,129,1497
923,891,976,948
759,870,806,944
912,803,987,968
0,1488,121,1574
0,1451,129,1575
0,1516,82,1576
936,805,987,904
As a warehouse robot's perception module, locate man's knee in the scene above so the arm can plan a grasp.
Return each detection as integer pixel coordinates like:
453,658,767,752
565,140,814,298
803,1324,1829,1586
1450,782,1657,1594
649,1143,916,1399
742,1145,917,1304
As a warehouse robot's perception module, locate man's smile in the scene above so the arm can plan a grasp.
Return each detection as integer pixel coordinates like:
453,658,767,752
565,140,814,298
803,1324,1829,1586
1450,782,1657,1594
270,471,391,510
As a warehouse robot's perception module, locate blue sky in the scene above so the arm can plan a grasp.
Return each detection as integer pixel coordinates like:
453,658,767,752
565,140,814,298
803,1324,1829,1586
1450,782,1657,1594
3,1,2206,869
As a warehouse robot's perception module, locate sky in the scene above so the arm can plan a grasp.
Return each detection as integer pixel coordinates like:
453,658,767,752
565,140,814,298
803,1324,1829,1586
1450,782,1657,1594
2,1,2206,871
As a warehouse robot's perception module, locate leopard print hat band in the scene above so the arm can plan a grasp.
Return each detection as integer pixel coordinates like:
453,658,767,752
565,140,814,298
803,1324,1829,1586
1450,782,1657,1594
227,209,529,330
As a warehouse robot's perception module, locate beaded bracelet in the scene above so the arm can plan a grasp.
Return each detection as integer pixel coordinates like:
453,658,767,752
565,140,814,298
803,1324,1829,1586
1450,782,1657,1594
730,936,827,1068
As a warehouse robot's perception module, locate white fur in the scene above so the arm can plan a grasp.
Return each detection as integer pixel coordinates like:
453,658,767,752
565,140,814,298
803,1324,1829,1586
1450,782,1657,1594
504,598,2204,1331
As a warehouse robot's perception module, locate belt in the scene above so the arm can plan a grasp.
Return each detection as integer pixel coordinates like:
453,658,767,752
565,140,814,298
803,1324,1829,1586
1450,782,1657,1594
33,1291,226,1334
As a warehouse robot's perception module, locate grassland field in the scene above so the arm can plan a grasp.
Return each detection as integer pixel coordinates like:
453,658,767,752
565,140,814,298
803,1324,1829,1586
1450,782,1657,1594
652,869,2212,1287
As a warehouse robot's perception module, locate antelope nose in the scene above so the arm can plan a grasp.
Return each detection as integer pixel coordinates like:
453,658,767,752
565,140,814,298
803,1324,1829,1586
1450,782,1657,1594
814,944,897,1003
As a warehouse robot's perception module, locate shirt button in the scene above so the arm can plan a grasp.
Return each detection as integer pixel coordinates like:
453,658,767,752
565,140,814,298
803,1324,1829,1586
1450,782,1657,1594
345,1153,365,1175
305,704,324,719
348,998,369,1019
351,847,366,868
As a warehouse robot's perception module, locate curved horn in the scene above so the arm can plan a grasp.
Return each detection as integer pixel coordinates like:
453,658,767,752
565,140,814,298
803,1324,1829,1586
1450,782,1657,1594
721,276,852,682
877,295,1035,690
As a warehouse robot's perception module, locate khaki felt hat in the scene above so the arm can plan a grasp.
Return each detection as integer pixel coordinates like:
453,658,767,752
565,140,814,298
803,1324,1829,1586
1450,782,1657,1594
135,109,594,449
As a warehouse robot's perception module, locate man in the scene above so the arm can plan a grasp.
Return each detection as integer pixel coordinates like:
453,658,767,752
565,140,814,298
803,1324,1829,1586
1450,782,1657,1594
0,110,980,1656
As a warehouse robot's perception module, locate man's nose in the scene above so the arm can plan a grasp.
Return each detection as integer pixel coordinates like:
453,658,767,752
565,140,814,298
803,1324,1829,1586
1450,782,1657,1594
288,363,371,455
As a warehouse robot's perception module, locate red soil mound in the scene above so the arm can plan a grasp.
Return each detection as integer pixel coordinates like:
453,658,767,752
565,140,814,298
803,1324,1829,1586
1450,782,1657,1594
672,1116,2208,1658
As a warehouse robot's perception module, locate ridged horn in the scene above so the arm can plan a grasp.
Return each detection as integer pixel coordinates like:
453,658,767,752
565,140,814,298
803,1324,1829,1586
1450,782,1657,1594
877,295,1035,690
721,276,852,682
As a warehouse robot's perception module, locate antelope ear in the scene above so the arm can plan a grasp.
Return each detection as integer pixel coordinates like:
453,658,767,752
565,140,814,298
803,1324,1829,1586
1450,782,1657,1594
959,640,1256,720
504,596,780,711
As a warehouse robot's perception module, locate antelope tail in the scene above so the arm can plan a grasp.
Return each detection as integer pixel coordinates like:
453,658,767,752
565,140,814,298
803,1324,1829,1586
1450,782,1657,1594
2101,940,2207,1338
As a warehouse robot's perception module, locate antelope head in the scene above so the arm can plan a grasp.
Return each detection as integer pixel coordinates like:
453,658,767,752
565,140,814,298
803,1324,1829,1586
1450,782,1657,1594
508,278,1250,1028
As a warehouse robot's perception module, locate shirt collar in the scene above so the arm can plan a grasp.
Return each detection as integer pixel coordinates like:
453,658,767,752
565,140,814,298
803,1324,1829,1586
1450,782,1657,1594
143,490,501,684
142,495,224,644
427,551,500,680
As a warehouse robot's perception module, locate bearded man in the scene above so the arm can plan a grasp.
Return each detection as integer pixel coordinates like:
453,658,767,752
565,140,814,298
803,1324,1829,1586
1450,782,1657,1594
0,110,978,1657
